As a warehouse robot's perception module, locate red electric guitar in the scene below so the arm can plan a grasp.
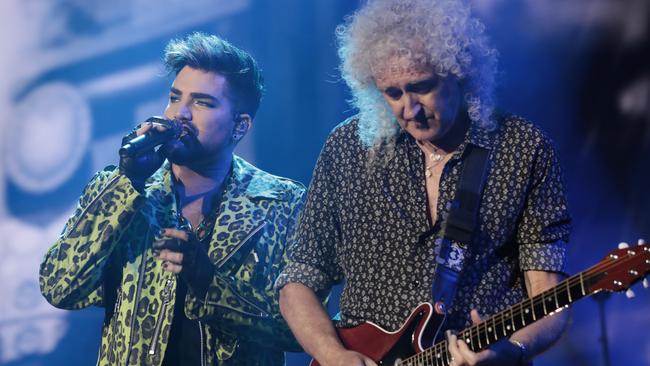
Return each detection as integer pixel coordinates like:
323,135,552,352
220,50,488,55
311,241,650,366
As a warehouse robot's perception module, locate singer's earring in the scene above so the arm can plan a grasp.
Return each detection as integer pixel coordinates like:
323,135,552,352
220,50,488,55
232,133,242,141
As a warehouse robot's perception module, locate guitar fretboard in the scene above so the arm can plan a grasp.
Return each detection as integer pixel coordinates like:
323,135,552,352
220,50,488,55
401,257,617,366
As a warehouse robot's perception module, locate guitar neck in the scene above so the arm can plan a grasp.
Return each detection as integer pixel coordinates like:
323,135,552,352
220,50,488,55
404,263,610,366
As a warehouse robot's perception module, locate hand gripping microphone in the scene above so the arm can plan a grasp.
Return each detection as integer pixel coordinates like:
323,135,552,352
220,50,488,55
119,116,182,158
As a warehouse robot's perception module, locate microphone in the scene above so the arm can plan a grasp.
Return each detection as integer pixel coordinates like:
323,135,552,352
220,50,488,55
119,116,182,158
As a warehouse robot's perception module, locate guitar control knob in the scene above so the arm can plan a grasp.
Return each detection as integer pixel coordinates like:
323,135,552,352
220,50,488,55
625,289,635,299
433,301,447,315
618,242,629,249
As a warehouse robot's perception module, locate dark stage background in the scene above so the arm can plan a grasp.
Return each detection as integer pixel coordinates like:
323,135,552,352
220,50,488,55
0,0,648,365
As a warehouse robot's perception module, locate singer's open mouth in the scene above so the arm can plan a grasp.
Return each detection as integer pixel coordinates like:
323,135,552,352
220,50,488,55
180,123,198,138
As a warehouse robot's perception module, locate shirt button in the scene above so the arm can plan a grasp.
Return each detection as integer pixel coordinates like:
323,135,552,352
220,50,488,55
412,280,421,287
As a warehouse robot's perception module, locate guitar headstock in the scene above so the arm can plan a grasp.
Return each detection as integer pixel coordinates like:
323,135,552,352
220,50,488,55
588,239,649,294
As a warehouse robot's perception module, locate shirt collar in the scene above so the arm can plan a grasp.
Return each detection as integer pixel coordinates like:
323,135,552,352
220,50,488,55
397,117,495,160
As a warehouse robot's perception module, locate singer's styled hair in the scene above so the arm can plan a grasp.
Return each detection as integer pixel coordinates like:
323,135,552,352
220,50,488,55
164,32,264,118
336,0,498,160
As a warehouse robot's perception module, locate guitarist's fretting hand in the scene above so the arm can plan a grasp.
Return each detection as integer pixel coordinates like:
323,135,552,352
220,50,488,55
446,310,523,366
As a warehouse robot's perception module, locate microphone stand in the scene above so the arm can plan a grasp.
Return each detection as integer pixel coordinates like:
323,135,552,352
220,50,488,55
592,291,612,366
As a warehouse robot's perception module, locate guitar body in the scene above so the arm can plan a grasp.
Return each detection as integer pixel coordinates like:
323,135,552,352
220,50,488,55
310,303,445,366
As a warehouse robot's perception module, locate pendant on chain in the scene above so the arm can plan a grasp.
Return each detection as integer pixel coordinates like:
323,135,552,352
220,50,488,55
425,152,444,178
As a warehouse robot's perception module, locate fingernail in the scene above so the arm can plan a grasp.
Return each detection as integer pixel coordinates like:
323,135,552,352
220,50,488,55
445,330,454,339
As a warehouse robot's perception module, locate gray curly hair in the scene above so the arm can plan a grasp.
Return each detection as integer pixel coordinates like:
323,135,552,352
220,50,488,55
336,0,498,153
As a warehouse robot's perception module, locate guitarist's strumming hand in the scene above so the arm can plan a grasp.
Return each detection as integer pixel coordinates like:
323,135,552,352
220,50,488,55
446,309,524,366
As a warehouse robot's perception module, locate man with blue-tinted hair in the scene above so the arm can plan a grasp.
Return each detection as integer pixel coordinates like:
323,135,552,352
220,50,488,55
277,1,571,365
40,32,305,365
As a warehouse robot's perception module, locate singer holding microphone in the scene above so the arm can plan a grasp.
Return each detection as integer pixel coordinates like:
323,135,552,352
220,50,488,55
39,32,305,366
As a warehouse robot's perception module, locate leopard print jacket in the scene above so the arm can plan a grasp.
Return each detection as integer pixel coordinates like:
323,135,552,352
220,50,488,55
40,156,306,365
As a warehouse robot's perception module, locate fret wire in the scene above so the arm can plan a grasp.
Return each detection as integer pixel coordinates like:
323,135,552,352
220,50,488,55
579,272,586,296
485,320,491,346
443,341,449,365
566,279,572,303
432,343,437,366
510,307,516,332
492,315,498,342
483,321,489,346
464,328,470,352
444,341,449,366
467,323,477,350
432,344,440,366
519,301,526,328
432,344,437,366
441,342,446,366
482,319,490,346
554,285,560,309
420,349,425,364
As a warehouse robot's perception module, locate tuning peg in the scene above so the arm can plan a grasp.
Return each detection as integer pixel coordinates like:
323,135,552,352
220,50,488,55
618,242,629,249
625,289,636,298
643,278,649,289
638,238,646,245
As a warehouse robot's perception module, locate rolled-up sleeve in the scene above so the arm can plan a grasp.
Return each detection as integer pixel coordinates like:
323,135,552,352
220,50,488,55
517,134,571,274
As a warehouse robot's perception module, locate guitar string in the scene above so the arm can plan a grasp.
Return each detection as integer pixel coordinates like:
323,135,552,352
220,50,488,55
472,250,645,342
465,249,645,347
400,248,647,365
406,264,605,365
408,251,634,365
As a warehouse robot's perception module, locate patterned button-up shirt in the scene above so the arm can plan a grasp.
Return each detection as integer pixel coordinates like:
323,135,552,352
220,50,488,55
276,114,570,332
